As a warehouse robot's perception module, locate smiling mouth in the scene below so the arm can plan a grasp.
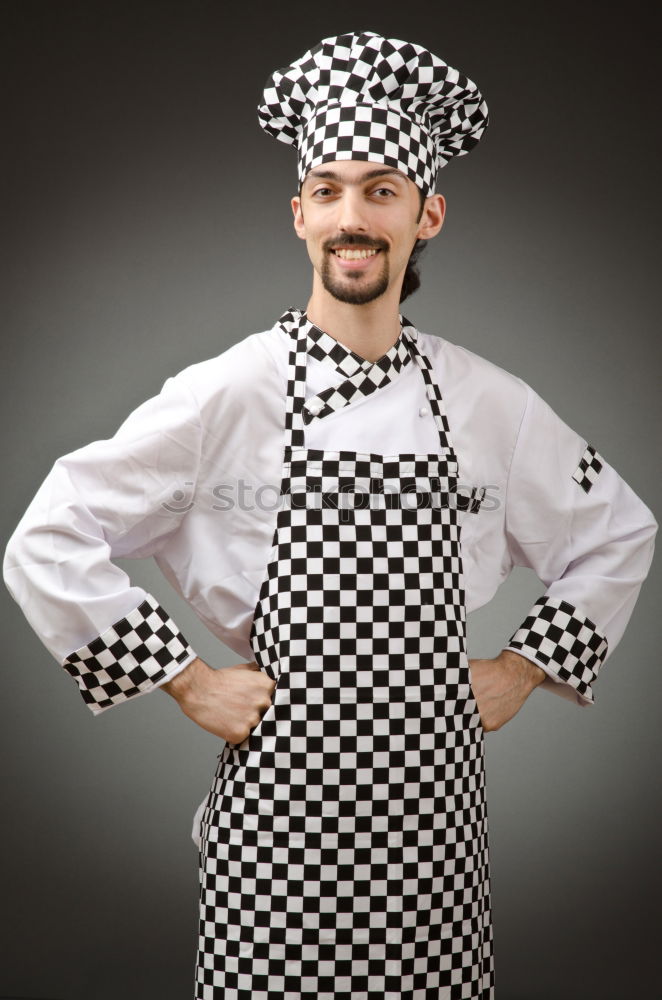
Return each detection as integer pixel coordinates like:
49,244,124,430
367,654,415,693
331,248,381,260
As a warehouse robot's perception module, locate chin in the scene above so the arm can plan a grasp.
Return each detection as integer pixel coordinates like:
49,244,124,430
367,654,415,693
321,262,390,306
331,286,388,306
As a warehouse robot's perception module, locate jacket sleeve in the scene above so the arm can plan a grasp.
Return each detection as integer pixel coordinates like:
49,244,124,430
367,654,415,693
502,383,657,706
3,375,202,715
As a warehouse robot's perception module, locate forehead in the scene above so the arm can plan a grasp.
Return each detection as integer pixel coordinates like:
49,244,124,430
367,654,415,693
302,160,412,187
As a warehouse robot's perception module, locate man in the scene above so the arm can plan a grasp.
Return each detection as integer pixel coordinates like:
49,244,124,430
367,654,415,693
4,31,656,1000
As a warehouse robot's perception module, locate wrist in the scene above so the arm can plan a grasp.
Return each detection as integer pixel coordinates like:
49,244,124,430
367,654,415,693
500,649,546,690
161,656,207,705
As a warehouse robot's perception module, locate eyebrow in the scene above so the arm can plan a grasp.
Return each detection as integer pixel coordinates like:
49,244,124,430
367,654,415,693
304,167,408,185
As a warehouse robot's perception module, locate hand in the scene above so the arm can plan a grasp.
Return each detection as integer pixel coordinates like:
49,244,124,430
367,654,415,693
161,657,276,744
468,650,545,732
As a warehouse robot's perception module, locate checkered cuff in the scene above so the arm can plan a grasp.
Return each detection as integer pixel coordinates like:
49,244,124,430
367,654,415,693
63,594,195,715
506,596,608,702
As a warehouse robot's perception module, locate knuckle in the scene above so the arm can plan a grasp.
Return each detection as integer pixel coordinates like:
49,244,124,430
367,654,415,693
230,724,249,743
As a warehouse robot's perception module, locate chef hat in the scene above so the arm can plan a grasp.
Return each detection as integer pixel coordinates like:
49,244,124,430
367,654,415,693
258,30,488,196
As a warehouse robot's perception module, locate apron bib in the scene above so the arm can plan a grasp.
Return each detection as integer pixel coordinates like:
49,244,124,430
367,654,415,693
195,312,494,1000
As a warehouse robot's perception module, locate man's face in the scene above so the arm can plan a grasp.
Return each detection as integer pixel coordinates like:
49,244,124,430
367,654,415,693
291,161,444,305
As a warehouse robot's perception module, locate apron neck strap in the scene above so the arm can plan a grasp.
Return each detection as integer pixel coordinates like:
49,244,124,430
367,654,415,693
404,333,455,454
284,313,309,451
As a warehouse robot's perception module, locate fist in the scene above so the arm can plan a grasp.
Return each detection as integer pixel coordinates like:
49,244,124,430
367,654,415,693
162,657,276,743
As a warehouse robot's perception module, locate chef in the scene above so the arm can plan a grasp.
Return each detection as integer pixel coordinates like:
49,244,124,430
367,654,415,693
3,30,657,1000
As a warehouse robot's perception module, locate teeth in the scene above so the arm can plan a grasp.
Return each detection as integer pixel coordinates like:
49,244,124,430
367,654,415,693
334,248,378,260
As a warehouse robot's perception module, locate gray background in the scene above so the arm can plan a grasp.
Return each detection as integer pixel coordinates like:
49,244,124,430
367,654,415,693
2,1,660,997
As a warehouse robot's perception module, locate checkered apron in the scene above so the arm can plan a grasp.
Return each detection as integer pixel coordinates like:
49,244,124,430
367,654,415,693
195,312,494,999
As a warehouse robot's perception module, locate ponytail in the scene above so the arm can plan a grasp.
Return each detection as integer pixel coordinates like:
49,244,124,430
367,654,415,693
399,239,427,303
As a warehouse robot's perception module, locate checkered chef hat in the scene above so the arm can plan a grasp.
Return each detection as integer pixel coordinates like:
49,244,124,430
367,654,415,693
258,31,488,195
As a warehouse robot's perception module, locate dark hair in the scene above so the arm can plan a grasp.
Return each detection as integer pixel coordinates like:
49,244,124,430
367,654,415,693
400,238,427,303
399,187,428,304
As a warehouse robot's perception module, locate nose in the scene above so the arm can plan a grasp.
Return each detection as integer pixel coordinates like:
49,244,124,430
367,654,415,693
336,188,369,233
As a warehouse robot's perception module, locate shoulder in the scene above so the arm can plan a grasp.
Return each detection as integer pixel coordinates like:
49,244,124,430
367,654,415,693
168,326,288,416
415,329,530,427
176,328,284,394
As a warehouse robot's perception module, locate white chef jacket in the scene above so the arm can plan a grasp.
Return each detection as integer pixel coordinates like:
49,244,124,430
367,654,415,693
3,316,657,713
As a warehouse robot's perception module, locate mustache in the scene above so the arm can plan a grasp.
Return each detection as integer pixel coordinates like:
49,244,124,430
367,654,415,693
322,234,389,252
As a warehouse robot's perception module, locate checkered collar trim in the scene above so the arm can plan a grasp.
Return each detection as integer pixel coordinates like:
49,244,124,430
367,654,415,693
278,306,414,374
277,307,414,424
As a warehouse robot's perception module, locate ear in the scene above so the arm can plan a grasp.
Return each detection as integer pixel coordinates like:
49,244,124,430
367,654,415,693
291,195,306,240
416,193,446,241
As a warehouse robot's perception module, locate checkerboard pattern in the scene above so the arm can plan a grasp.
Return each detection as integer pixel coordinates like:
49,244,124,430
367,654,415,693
280,307,413,379
302,327,412,424
406,325,454,454
258,31,489,194
63,594,193,713
507,596,608,701
572,445,603,493
195,311,494,997
307,321,378,379
300,102,439,196
276,450,486,520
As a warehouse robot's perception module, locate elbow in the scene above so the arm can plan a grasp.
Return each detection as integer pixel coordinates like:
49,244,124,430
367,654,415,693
3,523,25,599
607,491,658,576
638,502,658,559
648,510,658,541
619,504,658,589
3,514,58,604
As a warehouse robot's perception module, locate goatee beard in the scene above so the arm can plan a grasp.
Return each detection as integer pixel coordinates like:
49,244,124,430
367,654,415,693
320,234,390,305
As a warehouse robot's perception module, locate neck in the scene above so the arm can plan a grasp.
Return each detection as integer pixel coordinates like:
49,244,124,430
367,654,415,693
304,276,404,362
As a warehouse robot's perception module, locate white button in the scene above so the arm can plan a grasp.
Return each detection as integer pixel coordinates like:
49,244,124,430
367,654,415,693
419,406,429,417
307,399,323,415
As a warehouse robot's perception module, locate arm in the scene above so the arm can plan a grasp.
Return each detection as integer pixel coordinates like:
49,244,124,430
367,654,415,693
3,375,203,713
469,384,656,730
501,384,656,706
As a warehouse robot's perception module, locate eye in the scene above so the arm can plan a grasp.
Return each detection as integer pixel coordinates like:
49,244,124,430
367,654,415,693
371,187,396,198
312,186,335,198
